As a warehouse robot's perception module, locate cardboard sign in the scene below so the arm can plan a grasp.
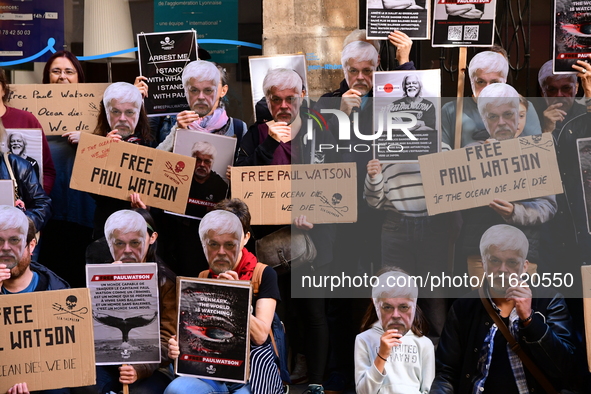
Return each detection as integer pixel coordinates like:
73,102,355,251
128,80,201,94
432,0,497,47
137,30,198,116
577,137,591,234
86,263,161,365
419,134,564,215
70,133,195,214
176,277,251,383
0,288,95,392
6,83,109,135
373,70,441,162
231,163,357,225
366,0,431,40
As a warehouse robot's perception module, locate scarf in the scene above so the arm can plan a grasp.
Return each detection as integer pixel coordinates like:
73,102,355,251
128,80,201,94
208,247,258,280
188,107,229,133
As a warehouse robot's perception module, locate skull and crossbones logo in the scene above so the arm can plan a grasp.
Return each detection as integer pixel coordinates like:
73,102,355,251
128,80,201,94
53,295,89,319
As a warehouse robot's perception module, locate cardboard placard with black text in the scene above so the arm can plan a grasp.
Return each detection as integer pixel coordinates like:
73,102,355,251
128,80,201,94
70,133,195,214
419,134,563,215
231,163,357,225
6,83,109,135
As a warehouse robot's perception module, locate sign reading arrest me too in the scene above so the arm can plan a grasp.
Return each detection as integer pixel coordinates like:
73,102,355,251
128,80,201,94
70,133,195,214
419,134,563,215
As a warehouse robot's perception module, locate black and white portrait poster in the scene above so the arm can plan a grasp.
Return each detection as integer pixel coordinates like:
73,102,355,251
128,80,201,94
176,278,252,383
432,0,496,47
554,0,591,73
373,69,441,162
248,54,308,122
86,263,161,365
366,0,431,40
138,30,198,116
5,128,43,186
578,137,591,233
167,130,235,219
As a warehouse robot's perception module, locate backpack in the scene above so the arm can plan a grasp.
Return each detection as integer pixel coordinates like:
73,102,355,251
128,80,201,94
198,263,291,384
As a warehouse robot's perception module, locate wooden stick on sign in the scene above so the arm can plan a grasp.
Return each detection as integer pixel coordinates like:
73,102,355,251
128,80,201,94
453,47,468,150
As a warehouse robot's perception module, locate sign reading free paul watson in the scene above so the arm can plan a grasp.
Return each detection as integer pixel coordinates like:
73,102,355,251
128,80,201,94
71,133,195,214
231,163,357,225
419,134,563,215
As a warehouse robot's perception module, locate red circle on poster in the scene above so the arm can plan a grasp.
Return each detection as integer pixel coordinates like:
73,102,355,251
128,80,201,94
384,83,393,93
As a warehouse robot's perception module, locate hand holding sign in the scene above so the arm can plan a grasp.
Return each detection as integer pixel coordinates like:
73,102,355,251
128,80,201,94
367,159,383,180
134,76,149,99
118,365,139,385
168,336,180,360
7,382,30,394
107,130,123,142
489,198,515,219
177,110,201,129
0,264,11,285
62,131,81,145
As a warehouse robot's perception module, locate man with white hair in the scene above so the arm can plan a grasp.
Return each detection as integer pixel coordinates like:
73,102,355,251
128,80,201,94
441,51,541,148
185,140,228,218
82,209,177,394
165,210,283,394
456,83,556,284
354,268,434,394
93,82,153,144
236,67,336,166
432,224,576,393
8,132,39,178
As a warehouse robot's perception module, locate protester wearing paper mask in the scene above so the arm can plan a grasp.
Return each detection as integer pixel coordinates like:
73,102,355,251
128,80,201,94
93,82,153,145
354,267,434,394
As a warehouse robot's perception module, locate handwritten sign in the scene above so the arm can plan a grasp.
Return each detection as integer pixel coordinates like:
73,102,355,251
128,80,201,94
70,133,195,214
419,134,563,215
231,163,357,225
6,83,109,135
0,288,95,392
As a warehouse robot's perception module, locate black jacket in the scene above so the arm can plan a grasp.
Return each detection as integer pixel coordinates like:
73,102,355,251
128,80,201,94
432,286,576,393
0,153,52,231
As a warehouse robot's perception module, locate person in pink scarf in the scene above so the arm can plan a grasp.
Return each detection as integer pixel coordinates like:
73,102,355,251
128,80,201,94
156,60,247,157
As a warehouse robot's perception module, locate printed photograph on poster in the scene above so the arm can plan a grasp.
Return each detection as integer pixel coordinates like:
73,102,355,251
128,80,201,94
138,30,198,116
432,0,496,47
176,277,252,383
248,54,308,122
554,0,591,73
577,137,591,233
167,130,235,219
5,128,44,185
366,0,431,40
373,69,441,162
86,263,161,365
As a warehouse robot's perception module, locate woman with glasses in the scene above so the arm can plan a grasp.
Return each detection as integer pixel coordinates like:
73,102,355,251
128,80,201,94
36,51,96,288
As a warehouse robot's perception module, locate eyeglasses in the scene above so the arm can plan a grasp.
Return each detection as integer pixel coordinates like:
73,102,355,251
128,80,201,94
0,237,22,247
486,257,521,269
269,96,299,105
109,108,137,118
112,240,143,249
192,156,213,165
380,303,411,314
206,240,238,251
188,87,215,96
486,111,516,122
50,68,77,76
346,68,373,76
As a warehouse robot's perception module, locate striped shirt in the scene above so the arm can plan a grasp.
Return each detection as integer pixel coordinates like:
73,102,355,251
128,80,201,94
364,145,450,217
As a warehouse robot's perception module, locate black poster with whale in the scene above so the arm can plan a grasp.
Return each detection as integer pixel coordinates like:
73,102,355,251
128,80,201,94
176,278,252,383
86,263,160,364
